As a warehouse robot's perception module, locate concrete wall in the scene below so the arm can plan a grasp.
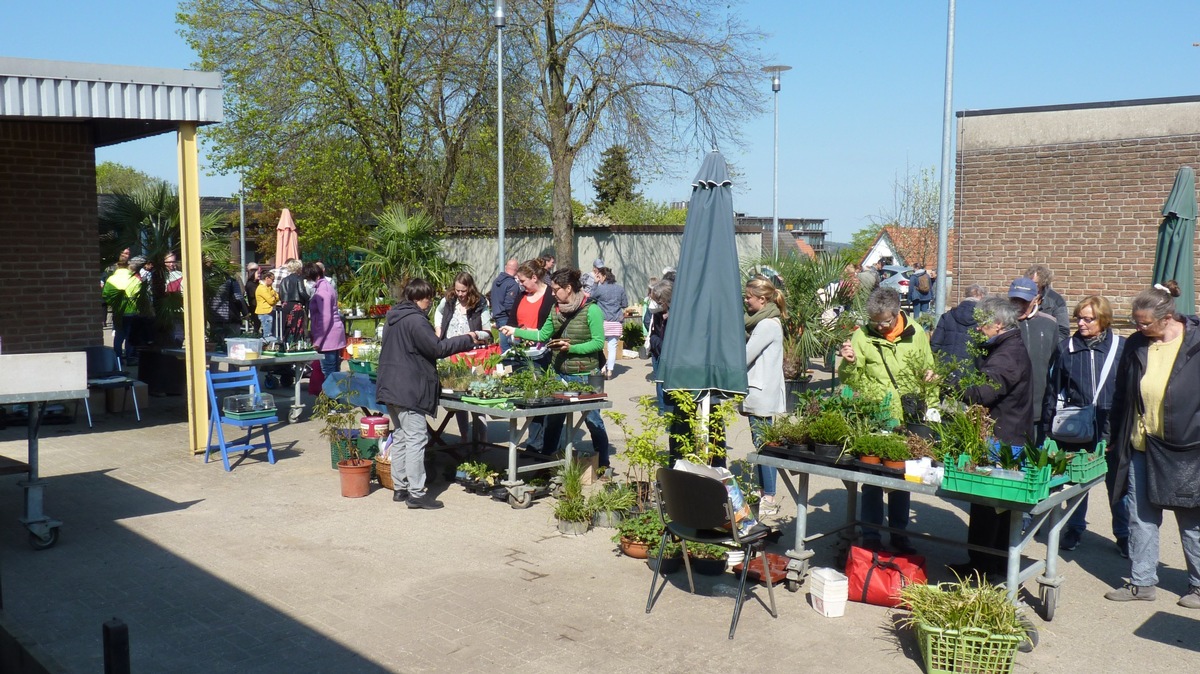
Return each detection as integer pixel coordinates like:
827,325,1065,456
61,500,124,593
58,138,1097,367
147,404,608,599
954,99,1200,316
0,120,101,354
438,226,764,302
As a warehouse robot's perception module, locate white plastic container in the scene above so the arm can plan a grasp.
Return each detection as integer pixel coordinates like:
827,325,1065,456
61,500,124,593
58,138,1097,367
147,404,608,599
225,337,263,360
809,567,849,617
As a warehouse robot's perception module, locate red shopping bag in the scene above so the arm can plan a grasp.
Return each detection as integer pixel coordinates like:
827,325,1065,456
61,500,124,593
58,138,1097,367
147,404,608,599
845,545,927,607
307,359,325,395
448,344,501,373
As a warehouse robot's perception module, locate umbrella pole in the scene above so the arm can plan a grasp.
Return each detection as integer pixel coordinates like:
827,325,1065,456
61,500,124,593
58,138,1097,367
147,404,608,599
699,392,711,457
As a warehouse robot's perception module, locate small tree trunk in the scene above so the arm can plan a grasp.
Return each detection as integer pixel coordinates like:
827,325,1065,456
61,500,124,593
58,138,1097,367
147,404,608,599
550,147,575,265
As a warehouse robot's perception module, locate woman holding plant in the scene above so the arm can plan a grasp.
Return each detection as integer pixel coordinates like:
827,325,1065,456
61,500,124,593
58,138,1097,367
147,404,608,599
510,258,556,452
434,272,492,444
500,268,611,475
837,286,935,553
743,277,787,516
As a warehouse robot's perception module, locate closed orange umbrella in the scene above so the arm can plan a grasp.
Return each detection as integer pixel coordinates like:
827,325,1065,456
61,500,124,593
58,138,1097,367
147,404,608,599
275,208,300,266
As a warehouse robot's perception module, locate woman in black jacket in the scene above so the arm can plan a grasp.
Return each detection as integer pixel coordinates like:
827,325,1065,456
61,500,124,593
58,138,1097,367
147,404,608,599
376,278,485,510
1104,282,1200,608
950,296,1033,577
1041,296,1126,553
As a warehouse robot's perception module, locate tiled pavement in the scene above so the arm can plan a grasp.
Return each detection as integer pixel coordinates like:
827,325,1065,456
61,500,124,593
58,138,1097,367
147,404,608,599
0,358,1195,673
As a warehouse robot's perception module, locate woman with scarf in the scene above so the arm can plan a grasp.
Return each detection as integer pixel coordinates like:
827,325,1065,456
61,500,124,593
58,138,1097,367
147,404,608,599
500,268,611,475
743,277,787,516
434,272,492,443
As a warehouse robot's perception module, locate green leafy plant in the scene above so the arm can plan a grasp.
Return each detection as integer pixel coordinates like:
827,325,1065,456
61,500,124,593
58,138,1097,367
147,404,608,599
345,204,465,307
647,537,682,559
605,396,670,506
586,482,636,515
621,320,645,350
806,410,852,446
456,460,497,484
666,391,743,465
850,433,909,461
760,414,808,446
686,542,728,561
935,404,995,465
613,509,666,545
438,358,475,391
553,495,591,523
554,458,590,523
312,389,362,462
899,576,1026,637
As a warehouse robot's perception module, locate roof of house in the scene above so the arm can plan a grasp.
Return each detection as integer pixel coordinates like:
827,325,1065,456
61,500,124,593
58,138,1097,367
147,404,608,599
864,225,955,273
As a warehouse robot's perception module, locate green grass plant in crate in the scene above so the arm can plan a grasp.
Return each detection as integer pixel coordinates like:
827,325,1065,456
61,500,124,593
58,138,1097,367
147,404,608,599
1043,438,1109,483
899,576,1025,674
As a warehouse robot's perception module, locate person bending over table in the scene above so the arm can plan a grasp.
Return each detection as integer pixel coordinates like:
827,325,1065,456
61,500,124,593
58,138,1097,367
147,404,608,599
500,268,611,477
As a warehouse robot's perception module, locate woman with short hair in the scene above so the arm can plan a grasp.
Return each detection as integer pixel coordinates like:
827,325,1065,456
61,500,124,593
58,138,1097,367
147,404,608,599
1104,281,1200,608
1041,295,1127,554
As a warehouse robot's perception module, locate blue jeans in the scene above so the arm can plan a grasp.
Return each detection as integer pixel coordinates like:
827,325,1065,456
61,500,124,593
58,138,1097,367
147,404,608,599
542,372,610,466
749,416,776,497
861,486,911,542
1127,450,1200,587
1066,443,1130,537
113,314,137,362
320,350,342,378
260,314,275,341
911,300,930,318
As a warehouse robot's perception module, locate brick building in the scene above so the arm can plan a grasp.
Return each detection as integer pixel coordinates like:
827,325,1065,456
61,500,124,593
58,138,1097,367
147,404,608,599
954,96,1200,315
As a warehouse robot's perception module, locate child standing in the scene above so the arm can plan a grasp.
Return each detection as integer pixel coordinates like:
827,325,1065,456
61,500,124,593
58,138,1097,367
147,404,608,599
256,271,279,339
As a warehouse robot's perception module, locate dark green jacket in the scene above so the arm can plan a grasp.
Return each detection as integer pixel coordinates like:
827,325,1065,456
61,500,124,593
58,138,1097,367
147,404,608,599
514,302,605,375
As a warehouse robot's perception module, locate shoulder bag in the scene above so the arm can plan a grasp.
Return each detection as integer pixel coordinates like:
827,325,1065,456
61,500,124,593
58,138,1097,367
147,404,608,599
1050,336,1119,444
1135,370,1200,509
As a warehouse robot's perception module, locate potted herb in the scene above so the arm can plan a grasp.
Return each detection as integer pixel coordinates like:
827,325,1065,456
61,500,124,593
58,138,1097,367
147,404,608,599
613,510,665,559
685,542,728,576
849,433,909,468
588,483,636,529
898,577,1027,674
554,458,590,535
807,410,852,458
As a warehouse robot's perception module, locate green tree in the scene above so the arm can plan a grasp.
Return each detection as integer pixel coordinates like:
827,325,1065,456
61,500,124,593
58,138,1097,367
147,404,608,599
506,1,768,265
845,223,883,265
97,161,158,194
590,145,640,213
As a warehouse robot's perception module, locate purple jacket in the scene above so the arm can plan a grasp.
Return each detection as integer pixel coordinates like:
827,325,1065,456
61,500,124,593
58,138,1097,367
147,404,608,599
309,278,347,352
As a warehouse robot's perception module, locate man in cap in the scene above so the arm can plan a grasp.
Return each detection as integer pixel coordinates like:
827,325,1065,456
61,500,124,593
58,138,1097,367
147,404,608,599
582,257,605,294
103,255,146,363
1009,276,1060,445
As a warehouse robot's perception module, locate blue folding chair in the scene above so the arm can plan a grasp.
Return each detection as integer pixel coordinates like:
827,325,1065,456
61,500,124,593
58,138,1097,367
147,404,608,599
206,368,277,471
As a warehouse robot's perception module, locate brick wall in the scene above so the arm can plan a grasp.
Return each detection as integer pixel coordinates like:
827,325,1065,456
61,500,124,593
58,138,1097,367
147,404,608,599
0,121,100,354
954,134,1200,317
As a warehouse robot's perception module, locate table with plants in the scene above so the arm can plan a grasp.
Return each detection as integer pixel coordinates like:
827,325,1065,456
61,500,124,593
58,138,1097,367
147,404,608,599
748,387,1107,622
436,357,612,509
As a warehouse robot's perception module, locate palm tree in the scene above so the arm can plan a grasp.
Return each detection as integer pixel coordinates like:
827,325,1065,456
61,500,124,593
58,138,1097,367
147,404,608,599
344,204,465,307
99,180,231,343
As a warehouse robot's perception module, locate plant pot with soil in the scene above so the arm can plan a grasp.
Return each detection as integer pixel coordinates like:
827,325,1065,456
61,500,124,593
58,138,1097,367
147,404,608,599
613,510,665,559
587,483,635,529
807,411,851,458
314,388,373,497
850,432,909,469
686,543,728,576
646,539,683,574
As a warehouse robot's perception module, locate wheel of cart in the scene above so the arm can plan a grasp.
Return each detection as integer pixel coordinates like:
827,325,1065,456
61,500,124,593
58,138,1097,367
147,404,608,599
783,548,814,592
1036,574,1063,621
28,525,60,550
507,483,535,509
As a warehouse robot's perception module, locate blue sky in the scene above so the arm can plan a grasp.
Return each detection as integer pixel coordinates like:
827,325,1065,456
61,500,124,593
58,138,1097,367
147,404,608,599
4,1,1199,242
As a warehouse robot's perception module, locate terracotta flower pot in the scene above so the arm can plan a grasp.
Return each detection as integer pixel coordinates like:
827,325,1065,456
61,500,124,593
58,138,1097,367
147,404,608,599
620,537,651,559
337,458,373,497
882,459,907,470
859,455,882,465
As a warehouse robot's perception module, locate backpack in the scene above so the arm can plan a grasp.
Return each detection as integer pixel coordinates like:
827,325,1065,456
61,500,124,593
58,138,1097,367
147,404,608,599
916,272,931,294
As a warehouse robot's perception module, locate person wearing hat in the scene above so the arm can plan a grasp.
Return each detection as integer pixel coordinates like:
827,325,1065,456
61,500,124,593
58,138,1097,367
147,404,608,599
103,256,145,363
582,257,605,294
1009,276,1060,445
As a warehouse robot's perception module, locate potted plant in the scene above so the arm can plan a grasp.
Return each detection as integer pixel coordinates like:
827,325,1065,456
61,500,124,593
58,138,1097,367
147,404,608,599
621,320,645,358
685,542,728,576
666,390,743,466
313,391,372,497
807,410,852,459
613,510,665,559
587,482,636,529
646,538,683,574
605,396,670,510
898,576,1027,674
554,458,590,535
849,433,910,469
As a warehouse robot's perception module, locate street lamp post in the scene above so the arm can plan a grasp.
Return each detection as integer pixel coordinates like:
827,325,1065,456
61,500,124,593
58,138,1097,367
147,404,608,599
494,2,506,274
762,65,791,260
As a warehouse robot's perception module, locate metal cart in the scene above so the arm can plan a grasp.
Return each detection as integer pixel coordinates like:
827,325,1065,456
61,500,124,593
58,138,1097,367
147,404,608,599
750,451,1102,621
0,353,87,550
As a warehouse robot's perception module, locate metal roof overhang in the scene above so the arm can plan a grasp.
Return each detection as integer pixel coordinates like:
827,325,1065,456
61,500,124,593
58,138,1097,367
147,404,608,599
0,56,223,146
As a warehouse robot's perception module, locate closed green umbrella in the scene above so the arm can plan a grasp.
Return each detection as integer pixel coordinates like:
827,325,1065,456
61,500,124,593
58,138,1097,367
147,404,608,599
659,151,748,395
1152,166,1197,315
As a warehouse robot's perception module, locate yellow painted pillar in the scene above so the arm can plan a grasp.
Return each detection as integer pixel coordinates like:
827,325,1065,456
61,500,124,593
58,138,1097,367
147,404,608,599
177,123,208,455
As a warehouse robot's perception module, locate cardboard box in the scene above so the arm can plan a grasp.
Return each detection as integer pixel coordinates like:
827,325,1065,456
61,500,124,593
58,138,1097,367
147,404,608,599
578,452,600,486
86,388,108,417
106,381,149,414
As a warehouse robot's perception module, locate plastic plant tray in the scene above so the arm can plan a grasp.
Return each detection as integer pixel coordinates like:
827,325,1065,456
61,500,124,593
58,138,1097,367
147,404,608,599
224,409,278,420
942,455,1052,504
1066,444,1108,483
917,621,1021,674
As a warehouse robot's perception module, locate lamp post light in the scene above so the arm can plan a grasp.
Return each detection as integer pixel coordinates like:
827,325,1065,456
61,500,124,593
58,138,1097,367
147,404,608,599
762,64,791,260
494,1,507,274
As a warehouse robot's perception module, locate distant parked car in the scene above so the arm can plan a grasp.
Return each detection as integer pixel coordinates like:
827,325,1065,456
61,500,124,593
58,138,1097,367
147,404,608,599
878,265,915,298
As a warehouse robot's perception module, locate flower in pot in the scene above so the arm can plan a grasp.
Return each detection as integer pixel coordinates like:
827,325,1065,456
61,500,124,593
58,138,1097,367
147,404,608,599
613,510,666,559
685,542,729,576
587,483,636,529
313,390,372,497
807,410,851,458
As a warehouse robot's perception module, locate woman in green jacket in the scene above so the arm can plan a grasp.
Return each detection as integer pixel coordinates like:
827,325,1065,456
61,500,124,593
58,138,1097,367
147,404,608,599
838,286,935,553
500,268,611,472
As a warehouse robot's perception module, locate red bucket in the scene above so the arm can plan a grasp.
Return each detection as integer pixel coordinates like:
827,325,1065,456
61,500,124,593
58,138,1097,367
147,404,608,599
360,415,390,439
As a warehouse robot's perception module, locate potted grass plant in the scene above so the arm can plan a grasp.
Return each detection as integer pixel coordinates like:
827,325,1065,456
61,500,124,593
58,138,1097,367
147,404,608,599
898,576,1027,674
554,458,590,535
588,482,636,529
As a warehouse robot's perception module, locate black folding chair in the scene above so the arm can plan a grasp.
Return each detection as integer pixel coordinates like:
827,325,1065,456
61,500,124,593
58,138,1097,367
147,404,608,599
646,466,778,639
80,345,141,428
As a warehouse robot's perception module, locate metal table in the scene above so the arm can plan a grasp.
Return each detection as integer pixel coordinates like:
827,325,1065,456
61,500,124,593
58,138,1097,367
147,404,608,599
0,353,87,550
164,349,317,422
750,451,1102,621
439,398,613,508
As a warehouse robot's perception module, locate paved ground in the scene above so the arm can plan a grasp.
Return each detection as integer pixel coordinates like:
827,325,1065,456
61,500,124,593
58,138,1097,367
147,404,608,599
0,357,1196,673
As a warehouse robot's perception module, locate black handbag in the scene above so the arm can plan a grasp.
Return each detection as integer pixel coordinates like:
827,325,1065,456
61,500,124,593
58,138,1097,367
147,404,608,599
1143,434,1200,509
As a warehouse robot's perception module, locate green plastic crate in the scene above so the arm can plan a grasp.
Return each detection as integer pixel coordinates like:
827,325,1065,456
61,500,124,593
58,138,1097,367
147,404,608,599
1066,441,1108,484
917,622,1021,674
348,359,377,375
224,409,277,421
942,455,1052,504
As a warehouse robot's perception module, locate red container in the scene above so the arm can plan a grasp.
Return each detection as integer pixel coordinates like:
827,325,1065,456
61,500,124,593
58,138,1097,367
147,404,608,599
360,415,390,439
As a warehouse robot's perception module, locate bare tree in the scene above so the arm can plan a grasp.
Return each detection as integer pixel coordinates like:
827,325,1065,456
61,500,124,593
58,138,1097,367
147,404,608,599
506,0,768,264
869,165,943,268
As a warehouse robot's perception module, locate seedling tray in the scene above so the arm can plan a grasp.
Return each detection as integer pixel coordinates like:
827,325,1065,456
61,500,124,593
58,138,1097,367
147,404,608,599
513,397,563,408
760,444,857,468
225,409,278,420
